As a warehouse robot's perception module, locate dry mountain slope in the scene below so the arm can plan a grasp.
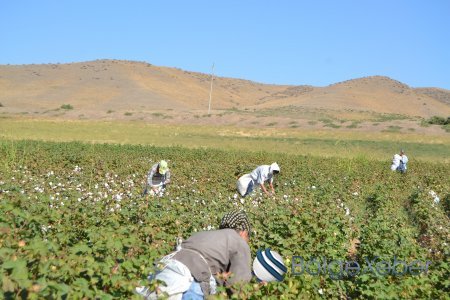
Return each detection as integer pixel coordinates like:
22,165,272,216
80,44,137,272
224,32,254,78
1,59,449,119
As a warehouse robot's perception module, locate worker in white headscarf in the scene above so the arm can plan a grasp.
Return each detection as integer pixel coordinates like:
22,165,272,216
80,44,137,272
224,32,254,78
390,149,408,174
237,163,280,197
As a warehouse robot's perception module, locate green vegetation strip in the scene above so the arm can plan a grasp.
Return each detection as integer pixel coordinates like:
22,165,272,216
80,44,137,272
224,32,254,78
1,118,449,162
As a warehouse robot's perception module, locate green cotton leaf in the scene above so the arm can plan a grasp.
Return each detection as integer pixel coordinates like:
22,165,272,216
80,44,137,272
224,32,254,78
2,276,16,292
7,259,31,288
97,294,114,300
0,247,15,261
48,282,70,295
2,260,19,270
70,244,92,255
121,260,133,271
113,240,123,251
25,239,50,256
73,277,89,289
9,260,28,280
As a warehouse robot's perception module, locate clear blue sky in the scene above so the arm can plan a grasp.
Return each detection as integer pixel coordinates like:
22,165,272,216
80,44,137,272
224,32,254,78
1,1,449,89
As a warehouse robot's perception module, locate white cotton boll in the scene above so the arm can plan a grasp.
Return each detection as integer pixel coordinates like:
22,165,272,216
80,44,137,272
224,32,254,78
352,192,358,196
311,186,316,190
345,208,350,216
434,197,440,204
240,198,245,204
318,289,323,295
283,195,288,199
233,193,238,199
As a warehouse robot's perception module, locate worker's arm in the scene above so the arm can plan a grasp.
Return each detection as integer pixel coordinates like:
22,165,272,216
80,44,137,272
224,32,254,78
260,183,271,196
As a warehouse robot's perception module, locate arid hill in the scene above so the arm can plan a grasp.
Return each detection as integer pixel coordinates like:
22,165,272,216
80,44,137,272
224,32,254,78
1,59,449,133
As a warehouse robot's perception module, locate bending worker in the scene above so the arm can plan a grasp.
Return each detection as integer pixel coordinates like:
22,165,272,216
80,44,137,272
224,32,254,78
136,210,252,299
237,162,280,197
144,160,171,196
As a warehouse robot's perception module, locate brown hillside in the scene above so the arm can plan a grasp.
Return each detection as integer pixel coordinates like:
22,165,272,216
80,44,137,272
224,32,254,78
1,60,449,122
414,87,450,106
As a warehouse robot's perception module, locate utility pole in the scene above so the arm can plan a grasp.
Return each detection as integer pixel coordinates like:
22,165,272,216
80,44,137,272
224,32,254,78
208,63,214,114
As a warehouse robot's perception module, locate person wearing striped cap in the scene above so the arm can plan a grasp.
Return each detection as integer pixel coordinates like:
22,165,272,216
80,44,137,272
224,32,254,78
136,211,252,299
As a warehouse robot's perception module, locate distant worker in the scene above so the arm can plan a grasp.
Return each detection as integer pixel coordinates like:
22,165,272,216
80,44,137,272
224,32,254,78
143,160,171,196
237,163,280,197
390,150,408,173
136,210,252,299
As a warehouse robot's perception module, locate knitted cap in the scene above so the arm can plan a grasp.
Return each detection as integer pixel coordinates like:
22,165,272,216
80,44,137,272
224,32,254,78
253,248,287,282
220,211,251,234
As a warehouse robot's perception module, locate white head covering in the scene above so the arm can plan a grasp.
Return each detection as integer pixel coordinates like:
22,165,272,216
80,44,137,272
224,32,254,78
269,162,280,173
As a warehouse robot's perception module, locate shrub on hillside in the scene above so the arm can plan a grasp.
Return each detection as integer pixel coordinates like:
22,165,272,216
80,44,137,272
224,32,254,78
426,116,450,125
60,104,74,110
